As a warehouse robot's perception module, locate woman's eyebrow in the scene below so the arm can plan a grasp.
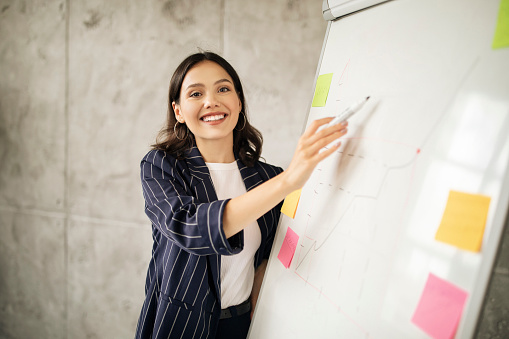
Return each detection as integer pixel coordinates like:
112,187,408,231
185,78,232,91
185,83,204,90
214,78,233,85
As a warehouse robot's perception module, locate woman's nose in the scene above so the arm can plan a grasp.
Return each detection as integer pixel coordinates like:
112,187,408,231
204,93,220,109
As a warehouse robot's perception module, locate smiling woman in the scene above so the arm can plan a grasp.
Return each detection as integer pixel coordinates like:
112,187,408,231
134,51,348,339
172,61,244,163
152,52,263,167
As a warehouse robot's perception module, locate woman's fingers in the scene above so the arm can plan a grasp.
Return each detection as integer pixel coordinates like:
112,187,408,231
284,118,349,191
303,119,348,145
304,123,348,157
302,117,335,137
315,141,342,162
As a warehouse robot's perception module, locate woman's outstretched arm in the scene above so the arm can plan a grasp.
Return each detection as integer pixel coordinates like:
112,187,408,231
222,117,348,238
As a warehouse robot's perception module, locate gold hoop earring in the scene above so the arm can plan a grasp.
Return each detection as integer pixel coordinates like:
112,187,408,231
174,121,189,141
235,111,246,131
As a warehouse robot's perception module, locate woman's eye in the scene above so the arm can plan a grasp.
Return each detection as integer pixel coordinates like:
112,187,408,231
218,87,230,93
190,92,201,97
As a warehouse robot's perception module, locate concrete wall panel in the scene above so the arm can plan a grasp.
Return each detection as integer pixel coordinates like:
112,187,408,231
0,210,65,339
0,1,66,211
67,217,152,339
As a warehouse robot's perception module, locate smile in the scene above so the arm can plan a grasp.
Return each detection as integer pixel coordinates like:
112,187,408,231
201,114,226,122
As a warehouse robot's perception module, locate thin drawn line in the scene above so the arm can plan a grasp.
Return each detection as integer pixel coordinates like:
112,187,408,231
336,59,351,101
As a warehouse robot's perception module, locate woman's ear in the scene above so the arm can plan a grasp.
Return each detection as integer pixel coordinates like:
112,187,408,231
172,102,184,123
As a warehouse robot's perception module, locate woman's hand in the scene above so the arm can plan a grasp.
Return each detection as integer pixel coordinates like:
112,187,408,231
281,117,348,191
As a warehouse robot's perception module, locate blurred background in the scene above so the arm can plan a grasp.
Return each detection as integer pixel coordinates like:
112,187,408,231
0,0,507,338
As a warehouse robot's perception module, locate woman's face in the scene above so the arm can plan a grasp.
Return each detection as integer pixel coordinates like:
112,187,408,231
173,60,242,150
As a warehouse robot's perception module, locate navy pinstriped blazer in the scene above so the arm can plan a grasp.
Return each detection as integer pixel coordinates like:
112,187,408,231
135,146,283,339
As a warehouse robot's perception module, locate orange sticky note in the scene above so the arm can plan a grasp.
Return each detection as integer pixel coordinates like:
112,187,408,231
277,226,299,269
435,190,491,252
281,189,302,219
411,273,468,339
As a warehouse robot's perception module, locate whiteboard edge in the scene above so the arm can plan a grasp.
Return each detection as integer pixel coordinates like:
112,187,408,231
459,157,509,338
247,21,332,338
300,21,332,135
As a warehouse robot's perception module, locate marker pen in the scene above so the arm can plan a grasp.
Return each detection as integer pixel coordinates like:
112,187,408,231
317,96,370,132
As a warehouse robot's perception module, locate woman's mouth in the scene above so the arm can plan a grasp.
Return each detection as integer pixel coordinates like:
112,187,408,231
201,114,226,122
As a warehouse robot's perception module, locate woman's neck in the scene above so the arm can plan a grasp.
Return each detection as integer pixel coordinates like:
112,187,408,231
196,138,236,163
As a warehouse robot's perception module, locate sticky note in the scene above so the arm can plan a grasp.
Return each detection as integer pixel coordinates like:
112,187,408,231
281,189,302,219
435,190,491,252
492,0,509,49
411,273,468,339
277,227,299,269
312,73,333,107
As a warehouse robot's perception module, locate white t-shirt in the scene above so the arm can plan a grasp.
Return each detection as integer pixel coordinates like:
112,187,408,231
206,161,261,308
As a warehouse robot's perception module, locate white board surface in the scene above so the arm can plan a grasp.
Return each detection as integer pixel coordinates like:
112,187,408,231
249,0,509,338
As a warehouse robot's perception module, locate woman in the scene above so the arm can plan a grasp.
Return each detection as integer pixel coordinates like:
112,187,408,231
135,51,348,339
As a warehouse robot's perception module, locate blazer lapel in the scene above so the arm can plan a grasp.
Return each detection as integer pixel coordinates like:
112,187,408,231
185,146,225,302
185,146,218,203
236,159,264,192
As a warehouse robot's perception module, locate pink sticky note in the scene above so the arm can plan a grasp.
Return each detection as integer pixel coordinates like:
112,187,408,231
277,227,299,269
411,273,468,339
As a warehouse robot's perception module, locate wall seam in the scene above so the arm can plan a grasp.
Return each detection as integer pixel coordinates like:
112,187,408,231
220,0,225,54
64,0,70,338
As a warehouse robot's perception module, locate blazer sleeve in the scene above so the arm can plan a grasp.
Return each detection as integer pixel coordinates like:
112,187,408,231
140,150,240,256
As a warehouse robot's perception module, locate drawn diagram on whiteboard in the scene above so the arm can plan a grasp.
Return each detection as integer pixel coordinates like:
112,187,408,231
291,135,420,335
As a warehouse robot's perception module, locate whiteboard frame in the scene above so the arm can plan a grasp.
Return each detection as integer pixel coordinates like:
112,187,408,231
322,0,392,20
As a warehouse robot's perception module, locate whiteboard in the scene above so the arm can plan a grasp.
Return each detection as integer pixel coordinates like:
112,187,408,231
249,0,509,338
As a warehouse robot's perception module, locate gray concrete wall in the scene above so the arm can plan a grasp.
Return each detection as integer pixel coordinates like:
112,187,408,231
0,1,506,338
0,1,325,338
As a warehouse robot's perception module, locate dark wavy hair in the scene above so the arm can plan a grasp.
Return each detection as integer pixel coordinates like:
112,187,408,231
152,51,263,167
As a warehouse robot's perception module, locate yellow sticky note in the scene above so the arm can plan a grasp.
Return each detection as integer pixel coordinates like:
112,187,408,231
281,189,302,219
312,73,333,107
435,190,491,252
493,0,509,49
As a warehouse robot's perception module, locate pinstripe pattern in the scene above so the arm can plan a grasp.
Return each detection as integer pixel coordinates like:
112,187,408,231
135,147,283,339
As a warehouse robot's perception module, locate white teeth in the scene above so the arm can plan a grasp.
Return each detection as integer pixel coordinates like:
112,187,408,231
202,114,225,122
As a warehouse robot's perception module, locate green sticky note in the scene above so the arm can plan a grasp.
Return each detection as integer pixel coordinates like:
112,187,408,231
493,0,509,49
312,73,333,107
